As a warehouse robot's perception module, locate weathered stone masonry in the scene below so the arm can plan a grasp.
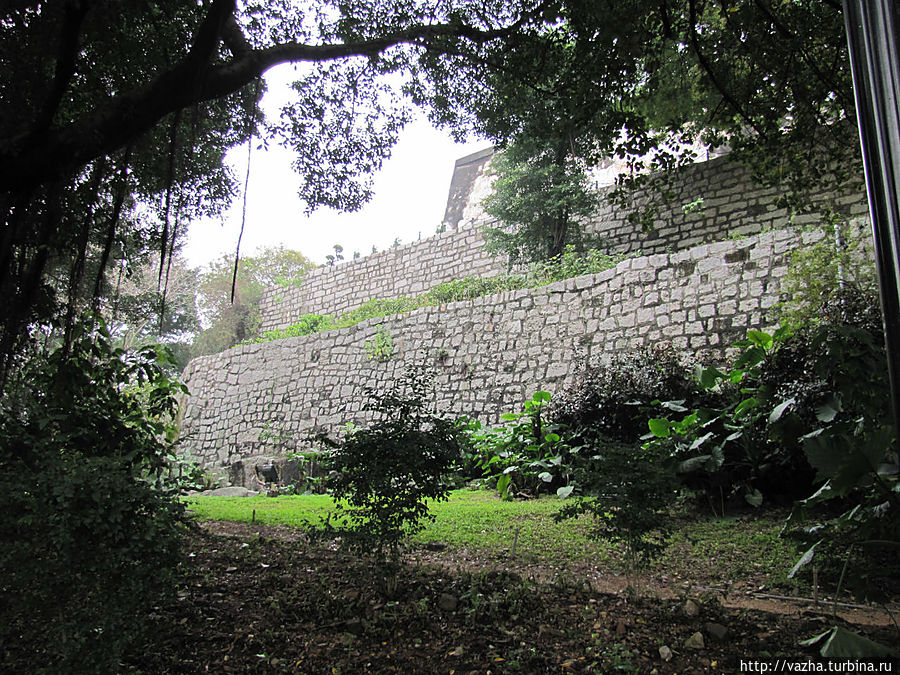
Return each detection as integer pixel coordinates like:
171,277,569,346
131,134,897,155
258,226,507,331
180,228,819,478
181,148,870,481
259,152,868,334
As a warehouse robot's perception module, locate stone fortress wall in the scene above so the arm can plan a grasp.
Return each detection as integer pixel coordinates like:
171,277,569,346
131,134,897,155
259,149,867,333
180,149,869,483
258,148,502,331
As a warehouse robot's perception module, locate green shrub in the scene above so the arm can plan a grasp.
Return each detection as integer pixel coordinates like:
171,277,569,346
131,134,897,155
317,365,462,558
557,441,678,575
250,252,633,346
528,246,624,285
426,275,527,303
0,322,188,672
549,345,700,445
778,292,899,597
646,292,890,513
778,218,876,329
465,391,580,499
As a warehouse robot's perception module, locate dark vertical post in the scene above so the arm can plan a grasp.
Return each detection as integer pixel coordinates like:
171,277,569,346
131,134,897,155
843,0,900,434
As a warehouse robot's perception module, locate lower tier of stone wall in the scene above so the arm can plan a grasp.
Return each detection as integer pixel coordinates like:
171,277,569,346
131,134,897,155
179,229,811,481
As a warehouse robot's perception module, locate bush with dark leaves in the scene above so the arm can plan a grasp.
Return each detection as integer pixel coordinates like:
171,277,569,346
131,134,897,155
0,322,188,673
549,345,702,445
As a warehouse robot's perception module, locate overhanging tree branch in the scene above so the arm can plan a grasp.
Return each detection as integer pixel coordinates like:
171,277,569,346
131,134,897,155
687,0,764,136
0,11,529,194
27,0,90,143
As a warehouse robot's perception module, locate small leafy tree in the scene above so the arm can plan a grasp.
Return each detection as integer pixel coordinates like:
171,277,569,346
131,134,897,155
557,442,678,584
320,365,462,559
778,216,876,330
483,140,601,265
192,246,315,356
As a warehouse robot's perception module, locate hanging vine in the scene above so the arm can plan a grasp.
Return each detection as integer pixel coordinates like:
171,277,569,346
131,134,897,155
230,79,262,305
91,147,131,316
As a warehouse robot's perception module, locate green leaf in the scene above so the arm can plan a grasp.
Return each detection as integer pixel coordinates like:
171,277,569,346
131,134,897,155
744,488,763,507
728,368,746,384
678,412,699,429
647,418,671,438
734,345,766,369
733,397,758,419
501,413,521,421
768,397,796,424
815,395,841,422
802,431,867,487
772,325,794,342
660,400,688,412
677,454,713,474
788,540,820,579
538,471,553,482
496,474,512,501
698,366,726,389
746,330,773,350
544,432,561,443
799,626,897,658
532,391,551,402
688,431,714,451
557,485,575,499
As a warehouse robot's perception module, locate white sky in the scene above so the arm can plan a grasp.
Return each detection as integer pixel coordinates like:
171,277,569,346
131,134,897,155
183,65,489,269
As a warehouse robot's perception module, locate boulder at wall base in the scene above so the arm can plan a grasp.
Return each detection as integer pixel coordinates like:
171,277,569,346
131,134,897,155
227,455,303,490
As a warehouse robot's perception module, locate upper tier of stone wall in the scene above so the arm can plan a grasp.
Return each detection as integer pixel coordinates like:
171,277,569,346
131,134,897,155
589,154,866,256
259,153,866,333
181,229,810,478
258,225,506,331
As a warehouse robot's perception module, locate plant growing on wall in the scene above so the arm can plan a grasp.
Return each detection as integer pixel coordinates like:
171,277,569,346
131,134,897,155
365,326,396,362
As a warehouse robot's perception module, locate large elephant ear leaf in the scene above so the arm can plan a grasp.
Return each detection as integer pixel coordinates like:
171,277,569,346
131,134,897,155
769,397,796,424
648,418,671,438
676,454,712,474
815,394,841,423
802,429,850,484
799,626,897,658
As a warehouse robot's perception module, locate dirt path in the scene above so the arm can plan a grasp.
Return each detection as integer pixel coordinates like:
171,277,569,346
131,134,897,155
201,520,897,628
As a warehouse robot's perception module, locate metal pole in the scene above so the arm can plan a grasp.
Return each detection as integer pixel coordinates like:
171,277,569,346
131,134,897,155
843,0,900,435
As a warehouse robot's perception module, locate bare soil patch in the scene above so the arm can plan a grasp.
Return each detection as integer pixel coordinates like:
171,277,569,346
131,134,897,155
125,521,898,673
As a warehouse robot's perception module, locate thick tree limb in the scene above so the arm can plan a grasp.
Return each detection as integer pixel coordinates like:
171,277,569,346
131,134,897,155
0,11,527,194
222,16,252,58
27,0,90,142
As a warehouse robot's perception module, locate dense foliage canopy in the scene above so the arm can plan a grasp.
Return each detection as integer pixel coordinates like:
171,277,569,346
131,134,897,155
0,0,860,374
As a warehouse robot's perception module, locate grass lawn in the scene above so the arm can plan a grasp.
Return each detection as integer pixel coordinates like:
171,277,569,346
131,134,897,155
185,488,803,590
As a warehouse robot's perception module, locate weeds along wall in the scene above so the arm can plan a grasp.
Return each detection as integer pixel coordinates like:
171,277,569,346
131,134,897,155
259,225,506,332
259,153,867,332
258,150,499,331
181,228,822,479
